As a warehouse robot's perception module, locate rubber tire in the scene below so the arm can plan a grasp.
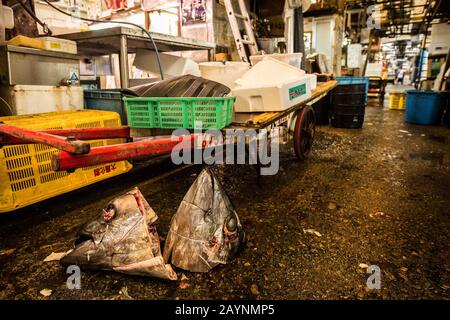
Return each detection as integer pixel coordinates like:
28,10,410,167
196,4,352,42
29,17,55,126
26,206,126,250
293,106,316,161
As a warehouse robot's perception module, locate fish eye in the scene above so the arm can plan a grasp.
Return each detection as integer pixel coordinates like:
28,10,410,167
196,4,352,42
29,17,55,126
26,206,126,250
106,203,116,212
103,203,116,221
226,216,237,232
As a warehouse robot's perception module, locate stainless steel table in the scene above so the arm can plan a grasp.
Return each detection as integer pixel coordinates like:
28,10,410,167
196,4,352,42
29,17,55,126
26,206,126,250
0,45,80,86
60,27,216,88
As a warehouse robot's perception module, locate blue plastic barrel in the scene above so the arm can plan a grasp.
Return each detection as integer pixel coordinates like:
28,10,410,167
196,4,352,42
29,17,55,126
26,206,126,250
405,90,443,125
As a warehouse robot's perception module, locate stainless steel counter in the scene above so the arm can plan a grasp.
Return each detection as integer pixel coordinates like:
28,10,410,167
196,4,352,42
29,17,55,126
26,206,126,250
0,45,81,86
60,27,216,88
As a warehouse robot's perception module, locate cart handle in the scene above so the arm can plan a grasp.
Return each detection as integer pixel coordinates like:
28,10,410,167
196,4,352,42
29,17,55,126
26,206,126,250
0,127,131,146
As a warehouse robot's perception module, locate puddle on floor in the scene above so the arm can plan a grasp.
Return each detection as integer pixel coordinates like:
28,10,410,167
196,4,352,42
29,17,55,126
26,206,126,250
427,134,447,144
409,152,445,165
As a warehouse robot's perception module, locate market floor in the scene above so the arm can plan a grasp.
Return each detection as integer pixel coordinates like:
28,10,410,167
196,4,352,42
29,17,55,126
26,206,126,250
0,99,449,300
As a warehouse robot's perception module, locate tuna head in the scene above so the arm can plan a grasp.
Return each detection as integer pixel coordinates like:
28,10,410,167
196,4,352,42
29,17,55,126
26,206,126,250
61,188,177,280
163,169,245,272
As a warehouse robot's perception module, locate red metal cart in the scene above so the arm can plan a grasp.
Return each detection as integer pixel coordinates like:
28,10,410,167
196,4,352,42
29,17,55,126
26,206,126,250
0,81,338,172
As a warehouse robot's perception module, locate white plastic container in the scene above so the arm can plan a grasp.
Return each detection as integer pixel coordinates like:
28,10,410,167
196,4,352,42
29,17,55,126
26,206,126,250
199,61,250,89
40,37,77,54
0,85,83,116
250,53,303,69
232,58,316,112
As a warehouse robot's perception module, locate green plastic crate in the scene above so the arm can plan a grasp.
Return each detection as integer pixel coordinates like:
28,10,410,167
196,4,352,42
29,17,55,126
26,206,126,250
124,96,235,130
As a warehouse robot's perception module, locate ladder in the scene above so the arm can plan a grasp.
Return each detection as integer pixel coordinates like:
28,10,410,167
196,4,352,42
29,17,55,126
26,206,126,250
223,0,258,63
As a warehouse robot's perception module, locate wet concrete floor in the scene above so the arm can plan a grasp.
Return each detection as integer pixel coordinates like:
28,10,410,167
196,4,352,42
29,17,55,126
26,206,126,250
0,99,449,300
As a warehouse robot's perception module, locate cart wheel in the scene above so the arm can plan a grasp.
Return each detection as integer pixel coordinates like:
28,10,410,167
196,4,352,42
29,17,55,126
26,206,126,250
293,106,316,161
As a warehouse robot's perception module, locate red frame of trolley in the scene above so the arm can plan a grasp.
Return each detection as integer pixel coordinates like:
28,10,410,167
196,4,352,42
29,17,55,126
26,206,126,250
0,123,194,171
0,127,132,145
0,81,338,173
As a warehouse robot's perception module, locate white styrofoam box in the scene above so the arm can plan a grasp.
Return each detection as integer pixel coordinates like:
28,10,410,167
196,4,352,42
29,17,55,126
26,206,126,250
250,53,303,69
0,85,83,116
199,61,250,89
39,37,77,54
236,57,306,87
232,58,315,112
232,77,314,113
134,49,201,79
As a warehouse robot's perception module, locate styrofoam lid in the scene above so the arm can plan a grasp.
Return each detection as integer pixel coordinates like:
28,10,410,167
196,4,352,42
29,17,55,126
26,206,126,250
235,57,306,87
199,61,250,68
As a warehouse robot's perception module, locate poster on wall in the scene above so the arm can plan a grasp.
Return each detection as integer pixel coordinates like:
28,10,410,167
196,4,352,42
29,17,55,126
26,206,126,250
182,0,206,25
102,0,134,10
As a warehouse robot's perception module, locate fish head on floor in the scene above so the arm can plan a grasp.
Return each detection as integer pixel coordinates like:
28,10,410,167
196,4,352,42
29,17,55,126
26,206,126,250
163,168,245,272
60,187,177,280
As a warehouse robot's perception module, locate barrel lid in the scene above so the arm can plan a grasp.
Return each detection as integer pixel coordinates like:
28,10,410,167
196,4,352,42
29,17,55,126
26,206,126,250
406,89,440,95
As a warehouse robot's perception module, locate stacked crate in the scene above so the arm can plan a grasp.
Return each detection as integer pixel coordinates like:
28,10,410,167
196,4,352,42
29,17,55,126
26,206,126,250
0,110,133,213
84,89,129,125
389,92,407,110
330,77,369,129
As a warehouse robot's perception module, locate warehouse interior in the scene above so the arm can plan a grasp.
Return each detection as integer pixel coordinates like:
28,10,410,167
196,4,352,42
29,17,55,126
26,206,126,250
0,0,449,302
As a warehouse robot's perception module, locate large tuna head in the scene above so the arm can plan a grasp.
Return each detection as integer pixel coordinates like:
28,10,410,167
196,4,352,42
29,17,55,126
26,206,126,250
163,169,245,272
61,188,177,280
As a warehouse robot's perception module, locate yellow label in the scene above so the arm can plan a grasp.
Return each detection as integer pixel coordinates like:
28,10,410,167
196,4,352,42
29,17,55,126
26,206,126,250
50,42,61,49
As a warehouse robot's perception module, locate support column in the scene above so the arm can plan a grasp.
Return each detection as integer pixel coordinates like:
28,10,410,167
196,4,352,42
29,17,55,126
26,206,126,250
119,35,129,88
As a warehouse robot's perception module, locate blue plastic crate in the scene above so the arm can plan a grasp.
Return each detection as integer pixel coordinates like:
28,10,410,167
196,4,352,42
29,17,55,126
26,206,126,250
84,89,128,125
335,76,369,86
335,76,369,104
